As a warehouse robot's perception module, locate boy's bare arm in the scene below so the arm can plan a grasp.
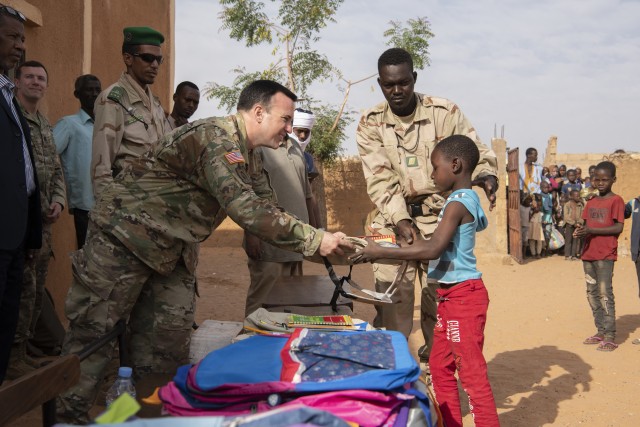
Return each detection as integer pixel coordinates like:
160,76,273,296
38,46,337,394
574,221,623,237
352,201,472,263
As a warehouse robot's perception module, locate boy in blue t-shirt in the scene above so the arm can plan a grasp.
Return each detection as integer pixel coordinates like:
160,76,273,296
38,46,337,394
352,135,499,427
561,169,582,195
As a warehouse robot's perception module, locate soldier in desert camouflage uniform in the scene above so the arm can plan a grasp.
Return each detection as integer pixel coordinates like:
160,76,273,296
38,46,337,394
57,80,351,422
91,26,167,196
357,48,499,364
7,61,65,380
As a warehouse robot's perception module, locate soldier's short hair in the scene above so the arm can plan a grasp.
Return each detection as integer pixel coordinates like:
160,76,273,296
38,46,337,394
378,48,414,72
237,80,297,112
74,74,100,92
175,81,199,94
122,44,140,55
16,60,48,79
595,161,616,178
434,135,480,171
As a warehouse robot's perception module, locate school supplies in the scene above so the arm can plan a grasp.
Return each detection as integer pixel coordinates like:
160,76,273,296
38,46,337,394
288,314,355,329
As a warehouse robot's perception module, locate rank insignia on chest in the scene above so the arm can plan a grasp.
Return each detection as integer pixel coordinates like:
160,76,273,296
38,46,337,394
405,155,419,167
225,151,245,164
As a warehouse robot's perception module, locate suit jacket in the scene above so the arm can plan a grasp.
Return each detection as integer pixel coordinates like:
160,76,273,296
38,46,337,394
0,93,42,250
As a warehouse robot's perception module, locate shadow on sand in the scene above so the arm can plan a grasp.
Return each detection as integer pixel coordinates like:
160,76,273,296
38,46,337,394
613,313,640,344
486,346,592,427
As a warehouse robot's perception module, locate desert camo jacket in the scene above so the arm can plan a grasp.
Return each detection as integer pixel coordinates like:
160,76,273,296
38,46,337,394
91,72,167,196
91,114,323,275
356,93,498,226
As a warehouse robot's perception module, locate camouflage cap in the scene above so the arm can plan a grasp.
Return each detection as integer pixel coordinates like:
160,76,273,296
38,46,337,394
123,26,164,46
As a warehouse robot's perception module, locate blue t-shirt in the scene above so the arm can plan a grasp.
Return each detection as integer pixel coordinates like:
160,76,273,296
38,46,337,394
428,189,488,284
561,182,581,195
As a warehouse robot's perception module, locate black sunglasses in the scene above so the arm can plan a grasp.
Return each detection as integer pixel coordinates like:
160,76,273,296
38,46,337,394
0,5,26,22
132,53,164,65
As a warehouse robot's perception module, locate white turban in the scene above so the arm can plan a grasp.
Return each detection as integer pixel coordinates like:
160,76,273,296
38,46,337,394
289,109,315,151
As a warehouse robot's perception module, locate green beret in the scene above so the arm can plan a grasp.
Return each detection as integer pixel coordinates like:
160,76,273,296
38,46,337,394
123,26,164,46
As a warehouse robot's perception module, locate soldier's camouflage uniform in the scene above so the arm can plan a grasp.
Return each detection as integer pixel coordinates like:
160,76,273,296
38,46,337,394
91,72,167,197
357,93,498,361
14,108,65,344
58,114,323,422
90,71,200,374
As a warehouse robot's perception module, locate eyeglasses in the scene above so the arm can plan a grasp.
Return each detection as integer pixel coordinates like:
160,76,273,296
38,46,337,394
132,53,164,65
0,5,26,22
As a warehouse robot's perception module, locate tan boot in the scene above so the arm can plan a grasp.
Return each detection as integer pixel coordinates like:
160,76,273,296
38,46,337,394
5,342,36,380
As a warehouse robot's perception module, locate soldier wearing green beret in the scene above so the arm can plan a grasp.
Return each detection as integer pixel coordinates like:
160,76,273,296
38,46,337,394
91,26,168,197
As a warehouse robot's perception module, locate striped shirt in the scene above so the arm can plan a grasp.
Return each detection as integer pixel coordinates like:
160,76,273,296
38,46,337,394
0,74,35,195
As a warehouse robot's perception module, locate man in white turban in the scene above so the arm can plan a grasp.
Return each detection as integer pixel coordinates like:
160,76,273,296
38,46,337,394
289,108,315,151
243,108,321,316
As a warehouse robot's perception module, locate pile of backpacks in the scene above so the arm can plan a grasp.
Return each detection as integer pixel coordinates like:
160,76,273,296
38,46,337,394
157,328,438,427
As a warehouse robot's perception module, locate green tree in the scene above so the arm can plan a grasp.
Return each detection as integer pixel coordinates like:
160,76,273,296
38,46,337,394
206,0,434,162
384,17,434,70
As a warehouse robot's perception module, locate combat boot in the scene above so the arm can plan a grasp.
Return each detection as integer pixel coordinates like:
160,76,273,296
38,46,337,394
5,342,37,380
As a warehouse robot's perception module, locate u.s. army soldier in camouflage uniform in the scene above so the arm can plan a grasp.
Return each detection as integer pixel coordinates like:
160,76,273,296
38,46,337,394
7,61,65,380
357,48,498,365
57,80,351,422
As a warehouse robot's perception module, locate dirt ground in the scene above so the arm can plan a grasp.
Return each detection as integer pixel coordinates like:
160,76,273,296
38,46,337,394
9,218,640,426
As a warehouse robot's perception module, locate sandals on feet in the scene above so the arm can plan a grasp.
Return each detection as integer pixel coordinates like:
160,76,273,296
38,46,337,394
583,335,603,345
596,341,618,352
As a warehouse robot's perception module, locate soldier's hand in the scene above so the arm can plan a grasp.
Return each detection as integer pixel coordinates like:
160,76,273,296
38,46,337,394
46,202,63,224
472,175,498,211
396,219,416,245
318,231,353,257
244,232,262,260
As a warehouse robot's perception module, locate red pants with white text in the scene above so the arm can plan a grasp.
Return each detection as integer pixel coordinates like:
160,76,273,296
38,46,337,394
429,279,499,427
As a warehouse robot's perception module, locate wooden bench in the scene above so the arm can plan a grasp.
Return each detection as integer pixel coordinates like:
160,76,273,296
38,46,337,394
0,354,80,426
262,275,354,315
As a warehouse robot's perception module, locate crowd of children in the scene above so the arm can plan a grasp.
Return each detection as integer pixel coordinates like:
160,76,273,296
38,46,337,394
520,163,598,259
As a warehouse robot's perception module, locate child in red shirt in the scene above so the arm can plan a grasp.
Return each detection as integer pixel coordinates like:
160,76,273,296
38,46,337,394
574,161,625,351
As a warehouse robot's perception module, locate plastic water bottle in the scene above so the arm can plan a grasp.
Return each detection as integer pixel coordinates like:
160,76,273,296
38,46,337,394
105,366,137,407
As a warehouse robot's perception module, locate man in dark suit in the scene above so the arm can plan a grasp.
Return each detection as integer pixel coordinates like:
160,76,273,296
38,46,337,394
0,5,42,384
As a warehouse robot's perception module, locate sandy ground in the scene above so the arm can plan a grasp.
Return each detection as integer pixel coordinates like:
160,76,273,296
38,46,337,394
9,218,640,426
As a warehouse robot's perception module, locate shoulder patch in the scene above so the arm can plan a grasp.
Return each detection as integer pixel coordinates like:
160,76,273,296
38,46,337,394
107,86,126,104
225,151,245,164
424,95,455,111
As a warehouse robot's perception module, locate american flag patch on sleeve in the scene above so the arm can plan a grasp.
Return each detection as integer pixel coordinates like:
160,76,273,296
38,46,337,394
224,151,245,164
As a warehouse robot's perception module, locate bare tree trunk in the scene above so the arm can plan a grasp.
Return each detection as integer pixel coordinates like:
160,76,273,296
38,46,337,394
311,159,327,229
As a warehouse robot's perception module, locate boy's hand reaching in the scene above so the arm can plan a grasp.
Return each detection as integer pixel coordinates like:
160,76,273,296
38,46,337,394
349,237,383,264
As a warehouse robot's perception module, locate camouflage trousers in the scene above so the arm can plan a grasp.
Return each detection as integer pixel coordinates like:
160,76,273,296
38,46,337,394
245,259,303,317
57,223,196,421
14,224,52,342
365,209,439,361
